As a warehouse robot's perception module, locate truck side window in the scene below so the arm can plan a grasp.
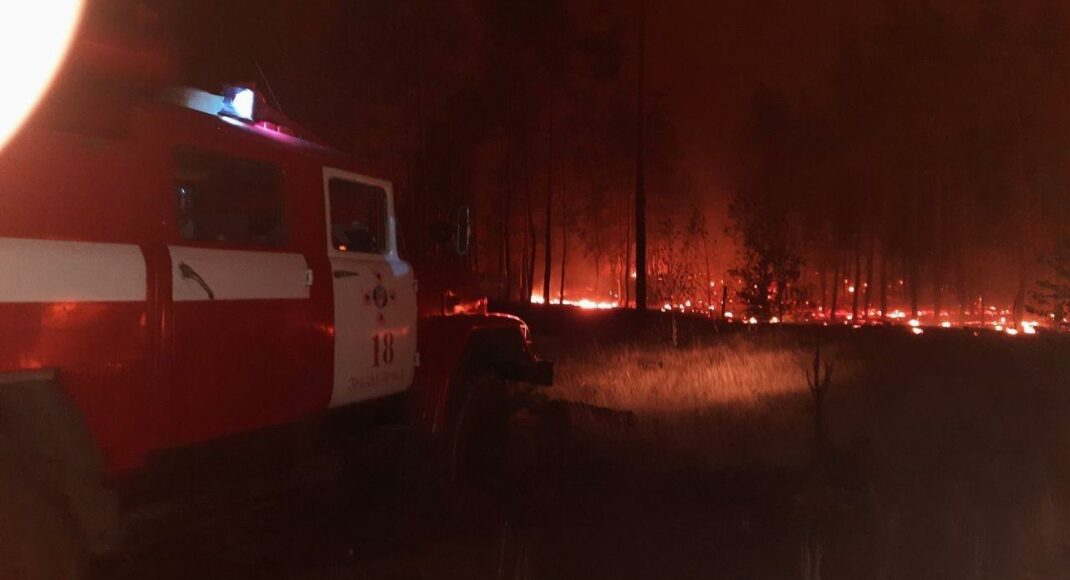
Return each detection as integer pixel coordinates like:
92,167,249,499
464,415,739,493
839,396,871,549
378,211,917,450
328,178,387,254
173,148,285,246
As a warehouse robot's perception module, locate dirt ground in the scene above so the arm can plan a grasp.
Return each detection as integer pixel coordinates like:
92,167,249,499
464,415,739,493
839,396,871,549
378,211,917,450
94,307,1070,579
95,417,803,579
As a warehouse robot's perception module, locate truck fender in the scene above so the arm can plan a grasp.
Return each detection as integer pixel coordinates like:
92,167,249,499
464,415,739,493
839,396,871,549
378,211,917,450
455,325,551,385
412,315,552,438
0,370,120,555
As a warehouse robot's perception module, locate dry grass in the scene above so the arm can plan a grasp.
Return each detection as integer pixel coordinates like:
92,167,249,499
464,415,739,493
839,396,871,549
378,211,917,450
531,319,1070,577
553,338,838,411
548,333,860,467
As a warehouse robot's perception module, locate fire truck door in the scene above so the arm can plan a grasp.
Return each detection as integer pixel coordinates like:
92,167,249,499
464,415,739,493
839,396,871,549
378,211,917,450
324,168,416,408
169,149,314,443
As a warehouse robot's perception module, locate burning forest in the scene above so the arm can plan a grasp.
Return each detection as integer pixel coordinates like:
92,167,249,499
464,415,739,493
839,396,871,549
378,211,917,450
5,1,1070,578
158,0,1070,332
142,1,1070,331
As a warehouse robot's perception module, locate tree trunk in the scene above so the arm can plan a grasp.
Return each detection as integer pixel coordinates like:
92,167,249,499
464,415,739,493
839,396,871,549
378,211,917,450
520,210,530,301
500,151,513,303
624,183,632,307
720,284,729,320
819,259,828,316
829,258,841,323
956,251,969,323
524,158,537,303
1013,251,1027,327
851,239,862,322
592,183,601,298
933,271,943,322
702,230,714,315
879,249,888,319
616,220,624,306
594,244,601,300
908,261,920,320
908,191,921,320
1011,113,1030,328
559,195,568,303
633,0,648,311
542,98,554,303
932,189,944,322
468,209,479,272
863,236,875,321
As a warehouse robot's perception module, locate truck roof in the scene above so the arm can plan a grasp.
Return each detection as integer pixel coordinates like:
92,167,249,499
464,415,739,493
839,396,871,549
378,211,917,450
155,85,374,177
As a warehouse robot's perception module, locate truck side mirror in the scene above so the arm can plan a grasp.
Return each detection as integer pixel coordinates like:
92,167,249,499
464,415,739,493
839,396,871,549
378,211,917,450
455,205,471,256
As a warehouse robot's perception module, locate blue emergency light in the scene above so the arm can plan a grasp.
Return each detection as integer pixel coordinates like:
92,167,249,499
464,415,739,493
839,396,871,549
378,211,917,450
220,86,256,121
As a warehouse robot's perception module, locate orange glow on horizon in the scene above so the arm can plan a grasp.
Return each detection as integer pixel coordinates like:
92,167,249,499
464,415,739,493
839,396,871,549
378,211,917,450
528,285,1049,337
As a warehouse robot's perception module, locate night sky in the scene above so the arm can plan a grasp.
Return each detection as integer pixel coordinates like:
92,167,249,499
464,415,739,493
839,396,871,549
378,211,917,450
649,0,869,269
652,0,1069,305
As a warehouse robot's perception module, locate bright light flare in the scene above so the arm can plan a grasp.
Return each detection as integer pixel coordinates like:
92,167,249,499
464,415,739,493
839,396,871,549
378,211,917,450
940,321,952,329
227,88,256,120
0,1,85,152
570,298,617,310
908,319,921,328
531,294,617,310
911,327,924,336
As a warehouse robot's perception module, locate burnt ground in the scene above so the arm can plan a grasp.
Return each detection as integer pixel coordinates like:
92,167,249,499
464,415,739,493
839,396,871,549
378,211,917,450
93,307,1070,579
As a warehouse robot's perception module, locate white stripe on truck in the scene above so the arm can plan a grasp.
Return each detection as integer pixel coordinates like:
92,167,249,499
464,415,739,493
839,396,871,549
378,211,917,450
168,245,310,301
0,237,145,303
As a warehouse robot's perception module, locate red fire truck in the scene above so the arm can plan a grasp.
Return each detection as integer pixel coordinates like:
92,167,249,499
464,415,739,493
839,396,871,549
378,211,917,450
0,10,550,577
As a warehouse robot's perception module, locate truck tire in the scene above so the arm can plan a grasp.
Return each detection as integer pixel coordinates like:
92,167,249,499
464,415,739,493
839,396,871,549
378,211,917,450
448,370,512,492
0,474,83,580
447,371,543,579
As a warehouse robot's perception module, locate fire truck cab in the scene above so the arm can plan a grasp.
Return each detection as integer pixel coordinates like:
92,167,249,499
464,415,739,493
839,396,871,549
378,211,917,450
0,19,549,577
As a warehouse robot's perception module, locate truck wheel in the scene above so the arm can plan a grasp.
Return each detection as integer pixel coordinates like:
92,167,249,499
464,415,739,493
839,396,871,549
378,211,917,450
448,370,512,492
0,475,83,580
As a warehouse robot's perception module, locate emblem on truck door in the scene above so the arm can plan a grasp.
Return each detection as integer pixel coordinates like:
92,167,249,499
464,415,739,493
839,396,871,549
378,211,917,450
372,284,389,308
